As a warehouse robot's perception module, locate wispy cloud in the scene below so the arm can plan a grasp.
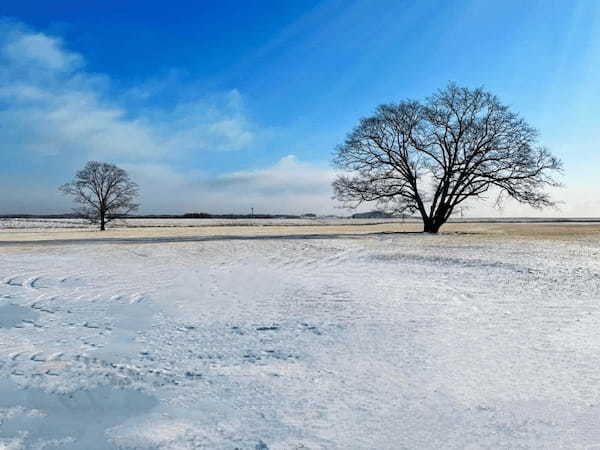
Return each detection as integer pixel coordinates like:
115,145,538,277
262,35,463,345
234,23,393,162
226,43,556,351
125,155,337,215
1,24,82,72
0,21,257,162
0,21,336,214
215,155,333,194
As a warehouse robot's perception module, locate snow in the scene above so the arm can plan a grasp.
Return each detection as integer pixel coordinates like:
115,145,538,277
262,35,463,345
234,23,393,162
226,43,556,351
0,217,415,231
1,231,600,448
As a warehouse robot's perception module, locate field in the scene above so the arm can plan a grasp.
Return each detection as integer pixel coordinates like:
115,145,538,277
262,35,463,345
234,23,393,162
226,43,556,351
1,220,600,449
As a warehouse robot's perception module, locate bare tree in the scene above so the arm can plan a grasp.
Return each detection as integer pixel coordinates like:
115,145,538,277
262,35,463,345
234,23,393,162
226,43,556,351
333,84,562,233
60,161,139,231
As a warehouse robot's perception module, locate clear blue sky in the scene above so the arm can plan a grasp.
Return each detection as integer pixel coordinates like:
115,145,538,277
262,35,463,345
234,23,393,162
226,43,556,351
0,0,598,215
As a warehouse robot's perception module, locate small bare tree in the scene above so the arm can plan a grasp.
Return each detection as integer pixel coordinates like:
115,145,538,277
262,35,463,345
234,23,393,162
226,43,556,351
60,161,139,231
333,84,562,233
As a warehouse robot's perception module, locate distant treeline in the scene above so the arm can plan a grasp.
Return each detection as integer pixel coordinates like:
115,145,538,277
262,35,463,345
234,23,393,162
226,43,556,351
179,213,313,219
0,212,321,220
0,211,391,219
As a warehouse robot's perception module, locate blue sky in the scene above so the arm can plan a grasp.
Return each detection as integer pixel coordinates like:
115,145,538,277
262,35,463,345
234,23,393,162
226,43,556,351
0,0,598,216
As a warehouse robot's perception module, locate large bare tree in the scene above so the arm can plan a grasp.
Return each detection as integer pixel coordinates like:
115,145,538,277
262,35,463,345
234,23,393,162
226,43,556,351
333,84,562,233
60,161,139,231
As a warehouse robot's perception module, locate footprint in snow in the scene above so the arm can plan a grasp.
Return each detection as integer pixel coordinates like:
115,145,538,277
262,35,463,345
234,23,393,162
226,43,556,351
0,303,39,328
256,325,279,331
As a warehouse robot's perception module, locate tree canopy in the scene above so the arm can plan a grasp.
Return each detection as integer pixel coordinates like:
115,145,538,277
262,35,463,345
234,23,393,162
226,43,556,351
60,161,139,230
333,84,562,233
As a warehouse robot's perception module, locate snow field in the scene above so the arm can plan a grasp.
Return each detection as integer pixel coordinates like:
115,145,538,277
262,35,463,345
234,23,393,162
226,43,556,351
0,218,414,231
1,233,600,448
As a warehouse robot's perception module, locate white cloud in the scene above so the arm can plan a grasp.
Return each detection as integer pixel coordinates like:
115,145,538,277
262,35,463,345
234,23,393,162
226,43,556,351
1,26,81,71
161,92,256,153
213,155,334,195
124,155,337,215
0,20,337,215
0,21,294,214
0,21,256,163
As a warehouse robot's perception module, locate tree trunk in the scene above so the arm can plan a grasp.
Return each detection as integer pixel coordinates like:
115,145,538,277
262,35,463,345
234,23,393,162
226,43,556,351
100,211,106,231
423,218,442,233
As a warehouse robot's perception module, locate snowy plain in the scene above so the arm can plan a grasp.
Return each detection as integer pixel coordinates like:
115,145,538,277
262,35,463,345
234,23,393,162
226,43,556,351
0,218,416,231
1,224,600,449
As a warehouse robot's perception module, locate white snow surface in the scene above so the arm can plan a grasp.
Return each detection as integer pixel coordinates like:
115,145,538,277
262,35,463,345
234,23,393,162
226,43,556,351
0,218,415,231
1,234,600,449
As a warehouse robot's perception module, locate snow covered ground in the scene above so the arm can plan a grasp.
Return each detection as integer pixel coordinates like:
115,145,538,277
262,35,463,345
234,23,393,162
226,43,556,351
2,217,595,231
1,231,600,449
0,218,416,231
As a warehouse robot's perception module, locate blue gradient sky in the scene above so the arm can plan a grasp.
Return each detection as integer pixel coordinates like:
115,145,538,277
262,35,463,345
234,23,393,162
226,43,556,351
0,0,598,216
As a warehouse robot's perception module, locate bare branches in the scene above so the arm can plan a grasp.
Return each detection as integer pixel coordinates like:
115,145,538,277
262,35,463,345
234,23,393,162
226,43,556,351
332,84,562,233
59,161,139,231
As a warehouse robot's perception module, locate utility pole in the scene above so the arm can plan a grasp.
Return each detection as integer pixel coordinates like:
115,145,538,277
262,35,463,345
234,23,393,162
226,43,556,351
251,207,254,219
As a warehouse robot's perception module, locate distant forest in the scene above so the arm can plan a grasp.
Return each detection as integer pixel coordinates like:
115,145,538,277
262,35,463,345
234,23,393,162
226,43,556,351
0,211,396,220
0,212,326,220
